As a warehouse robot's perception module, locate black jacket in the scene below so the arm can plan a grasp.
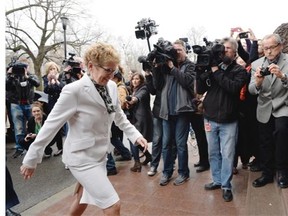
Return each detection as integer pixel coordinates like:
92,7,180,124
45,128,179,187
19,115,47,150
6,73,40,104
197,61,248,123
154,58,196,120
42,75,64,114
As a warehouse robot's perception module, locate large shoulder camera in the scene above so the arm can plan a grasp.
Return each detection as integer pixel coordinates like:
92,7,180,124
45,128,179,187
192,38,225,68
62,53,82,79
138,38,177,71
260,67,270,76
147,38,177,64
7,57,28,77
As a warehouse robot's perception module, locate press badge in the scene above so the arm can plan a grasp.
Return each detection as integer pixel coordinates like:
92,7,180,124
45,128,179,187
204,122,211,132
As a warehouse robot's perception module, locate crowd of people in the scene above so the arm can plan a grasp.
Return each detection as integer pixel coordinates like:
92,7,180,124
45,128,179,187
5,28,288,215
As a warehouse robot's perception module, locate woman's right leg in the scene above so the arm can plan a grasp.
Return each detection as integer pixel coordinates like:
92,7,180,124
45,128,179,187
69,183,87,216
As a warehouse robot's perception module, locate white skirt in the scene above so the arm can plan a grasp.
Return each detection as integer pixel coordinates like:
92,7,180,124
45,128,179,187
68,160,119,209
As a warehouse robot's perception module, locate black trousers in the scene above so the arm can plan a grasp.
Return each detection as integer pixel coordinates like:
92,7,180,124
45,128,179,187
190,113,209,166
234,113,254,167
6,166,20,209
258,116,288,177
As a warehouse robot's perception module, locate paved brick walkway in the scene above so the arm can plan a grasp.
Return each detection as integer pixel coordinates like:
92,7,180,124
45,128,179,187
20,138,288,216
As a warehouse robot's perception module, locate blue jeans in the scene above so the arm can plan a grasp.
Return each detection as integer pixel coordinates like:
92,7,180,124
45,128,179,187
111,123,131,159
106,153,116,171
130,141,140,161
10,103,32,150
150,117,163,170
162,114,190,177
204,118,238,189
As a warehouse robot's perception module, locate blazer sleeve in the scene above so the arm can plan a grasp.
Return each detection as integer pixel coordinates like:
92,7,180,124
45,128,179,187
22,83,78,168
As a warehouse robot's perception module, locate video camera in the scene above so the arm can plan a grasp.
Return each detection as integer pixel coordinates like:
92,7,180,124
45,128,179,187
135,18,158,40
62,53,82,79
138,38,178,71
7,57,28,76
192,38,225,68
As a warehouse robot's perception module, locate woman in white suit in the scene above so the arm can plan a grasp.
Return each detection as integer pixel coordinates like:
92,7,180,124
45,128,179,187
20,42,148,216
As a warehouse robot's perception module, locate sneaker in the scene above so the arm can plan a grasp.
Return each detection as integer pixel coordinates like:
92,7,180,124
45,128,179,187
173,175,190,186
6,208,21,216
12,149,24,158
53,149,63,157
147,166,157,176
159,175,172,186
65,164,69,170
43,153,52,158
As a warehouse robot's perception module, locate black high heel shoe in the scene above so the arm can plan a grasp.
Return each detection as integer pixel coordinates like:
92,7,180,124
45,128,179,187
141,152,152,165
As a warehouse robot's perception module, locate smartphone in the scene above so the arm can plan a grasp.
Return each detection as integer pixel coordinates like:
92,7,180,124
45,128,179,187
239,32,249,39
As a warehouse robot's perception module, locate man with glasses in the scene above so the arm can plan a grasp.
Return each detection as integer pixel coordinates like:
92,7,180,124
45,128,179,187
249,33,288,189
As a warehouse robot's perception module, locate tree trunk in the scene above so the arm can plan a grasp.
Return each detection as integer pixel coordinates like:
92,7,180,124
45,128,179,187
34,62,43,91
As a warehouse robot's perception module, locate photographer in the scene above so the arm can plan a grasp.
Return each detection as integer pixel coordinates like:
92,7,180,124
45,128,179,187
61,54,85,85
248,33,288,189
6,59,40,158
153,39,196,186
197,37,247,202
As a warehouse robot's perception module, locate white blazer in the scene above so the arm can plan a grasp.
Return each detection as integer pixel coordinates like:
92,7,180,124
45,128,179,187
22,73,142,168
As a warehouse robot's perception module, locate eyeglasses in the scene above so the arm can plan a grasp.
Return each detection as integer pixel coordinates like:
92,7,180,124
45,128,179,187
95,65,117,75
263,43,280,51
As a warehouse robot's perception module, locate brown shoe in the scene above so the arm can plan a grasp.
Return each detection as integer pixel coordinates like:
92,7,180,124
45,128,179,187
130,161,141,172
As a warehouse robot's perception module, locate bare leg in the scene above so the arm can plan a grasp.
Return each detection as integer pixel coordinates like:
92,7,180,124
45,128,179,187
69,183,87,216
103,201,121,216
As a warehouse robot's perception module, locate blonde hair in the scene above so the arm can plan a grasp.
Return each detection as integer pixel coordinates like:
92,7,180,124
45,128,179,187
32,101,44,112
44,62,60,75
83,42,120,67
174,39,185,48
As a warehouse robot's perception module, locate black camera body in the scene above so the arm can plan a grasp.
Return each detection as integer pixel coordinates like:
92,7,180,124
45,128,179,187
126,95,132,101
138,56,153,72
192,38,225,68
138,39,177,72
147,39,177,65
11,62,27,76
7,57,28,76
260,67,271,76
63,53,81,79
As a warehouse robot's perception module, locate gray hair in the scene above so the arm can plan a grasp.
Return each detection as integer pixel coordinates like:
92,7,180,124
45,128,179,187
262,33,283,44
220,37,238,53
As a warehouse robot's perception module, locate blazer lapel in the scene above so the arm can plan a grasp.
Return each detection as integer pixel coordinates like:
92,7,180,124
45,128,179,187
82,74,106,108
271,53,286,85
